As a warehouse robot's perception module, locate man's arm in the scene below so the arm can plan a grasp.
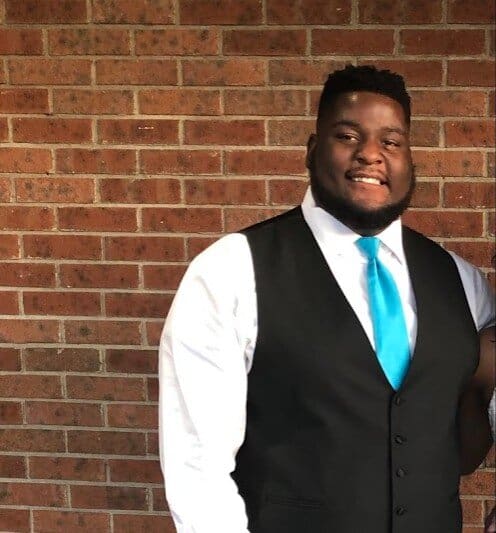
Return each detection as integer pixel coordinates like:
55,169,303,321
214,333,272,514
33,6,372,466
459,326,495,475
158,235,254,533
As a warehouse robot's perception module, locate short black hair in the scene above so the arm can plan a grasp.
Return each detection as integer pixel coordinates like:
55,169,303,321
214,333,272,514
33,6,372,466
317,64,411,126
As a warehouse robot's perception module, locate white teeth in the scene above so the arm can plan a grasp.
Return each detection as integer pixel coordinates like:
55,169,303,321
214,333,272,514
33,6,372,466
351,177,382,185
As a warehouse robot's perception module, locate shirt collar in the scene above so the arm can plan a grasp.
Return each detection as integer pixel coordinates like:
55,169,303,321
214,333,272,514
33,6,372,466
300,186,406,264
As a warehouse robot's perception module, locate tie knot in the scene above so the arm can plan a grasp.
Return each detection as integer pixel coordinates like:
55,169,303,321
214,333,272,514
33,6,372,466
356,236,380,260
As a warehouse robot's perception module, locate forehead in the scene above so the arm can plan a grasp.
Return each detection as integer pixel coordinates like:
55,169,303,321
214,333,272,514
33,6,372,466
320,91,408,130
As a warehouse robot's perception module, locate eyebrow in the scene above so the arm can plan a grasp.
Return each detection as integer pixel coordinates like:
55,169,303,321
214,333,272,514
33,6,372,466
331,120,407,136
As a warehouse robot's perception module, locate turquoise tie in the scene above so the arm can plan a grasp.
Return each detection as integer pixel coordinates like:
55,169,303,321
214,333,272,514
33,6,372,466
356,236,410,390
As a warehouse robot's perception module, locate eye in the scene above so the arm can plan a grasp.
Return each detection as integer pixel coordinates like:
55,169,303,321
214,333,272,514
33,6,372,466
383,139,401,148
335,132,359,143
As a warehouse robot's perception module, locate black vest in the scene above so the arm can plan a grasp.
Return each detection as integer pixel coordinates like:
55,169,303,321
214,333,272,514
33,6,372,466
233,207,478,533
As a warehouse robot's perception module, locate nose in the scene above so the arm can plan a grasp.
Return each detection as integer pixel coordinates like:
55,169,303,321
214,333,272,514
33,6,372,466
355,138,383,165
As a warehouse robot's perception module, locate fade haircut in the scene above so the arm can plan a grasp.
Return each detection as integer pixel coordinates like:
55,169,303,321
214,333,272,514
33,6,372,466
317,64,411,127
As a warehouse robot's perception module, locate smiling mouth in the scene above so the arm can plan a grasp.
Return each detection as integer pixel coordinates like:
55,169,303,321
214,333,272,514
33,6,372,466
346,171,387,187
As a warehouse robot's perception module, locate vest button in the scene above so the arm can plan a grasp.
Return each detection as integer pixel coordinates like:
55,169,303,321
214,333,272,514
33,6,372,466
396,506,407,516
396,467,407,477
394,395,403,406
394,435,406,444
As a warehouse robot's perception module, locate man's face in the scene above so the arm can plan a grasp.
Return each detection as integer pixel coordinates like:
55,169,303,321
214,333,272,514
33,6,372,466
306,91,414,234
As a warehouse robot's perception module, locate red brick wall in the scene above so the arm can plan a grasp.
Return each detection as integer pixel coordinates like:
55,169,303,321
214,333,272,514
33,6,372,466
0,0,494,531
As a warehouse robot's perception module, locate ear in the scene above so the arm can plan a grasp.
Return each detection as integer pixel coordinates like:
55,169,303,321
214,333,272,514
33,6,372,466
306,133,317,170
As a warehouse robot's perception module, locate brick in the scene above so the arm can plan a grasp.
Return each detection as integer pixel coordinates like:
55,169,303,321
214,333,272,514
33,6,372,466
24,235,102,260
0,482,65,507
92,0,175,24
34,511,110,533
66,375,145,401
60,264,139,289
402,210,483,237
140,149,220,174
0,429,64,452
410,120,440,147
0,148,51,173
445,120,495,147
224,29,306,56
488,212,496,237
98,119,179,145
68,430,145,455
108,404,158,429
444,241,495,269
105,236,185,261
490,90,495,117
357,60,443,87
5,0,86,22
115,514,176,533
0,401,23,424
0,509,30,533
109,459,162,483
184,178,266,205
16,177,94,204
136,28,218,55
225,208,278,232
146,322,166,347
0,375,61,399
0,29,43,55
147,377,159,401
139,88,221,115
153,487,168,511
0,348,21,371
49,28,130,55
359,0,441,22
30,457,105,481
53,89,133,115
0,320,59,343
0,263,55,287
312,29,394,55
268,119,314,145
24,347,100,372
226,149,305,175
106,349,158,374
0,292,19,314
267,0,350,23
71,485,147,510
184,119,264,145
58,207,136,232
23,291,100,316
410,90,487,117
180,0,262,24
12,118,92,144
0,118,7,142
461,470,495,496
448,61,495,87
0,456,26,477
9,58,91,85
143,265,186,291
0,177,11,203
401,30,485,55
99,178,180,204
448,0,495,23
26,401,103,426
0,235,18,259
0,206,53,230
224,89,306,116
461,498,484,524
269,180,308,206
106,293,173,318
142,207,222,232
409,181,440,208
488,152,495,178
64,320,141,345
183,59,266,86
444,182,495,209
413,150,483,177
269,59,346,85
96,59,177,85
56,149,136,175
0,88,48,113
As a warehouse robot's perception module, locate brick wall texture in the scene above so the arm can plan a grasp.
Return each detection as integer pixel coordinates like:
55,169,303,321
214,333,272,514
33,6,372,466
0,0,494,531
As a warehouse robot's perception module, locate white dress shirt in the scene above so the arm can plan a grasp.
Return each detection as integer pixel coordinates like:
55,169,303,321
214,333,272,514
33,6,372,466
159,188,495,533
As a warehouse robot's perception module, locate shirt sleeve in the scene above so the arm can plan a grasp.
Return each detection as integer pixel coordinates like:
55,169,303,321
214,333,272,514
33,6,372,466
159,234,255,533
449,252,495,331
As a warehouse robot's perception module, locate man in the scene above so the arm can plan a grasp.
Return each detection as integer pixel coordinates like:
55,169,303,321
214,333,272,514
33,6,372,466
159,65,495,532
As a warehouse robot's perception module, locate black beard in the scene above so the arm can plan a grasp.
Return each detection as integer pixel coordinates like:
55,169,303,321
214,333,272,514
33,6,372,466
309,162,416,234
